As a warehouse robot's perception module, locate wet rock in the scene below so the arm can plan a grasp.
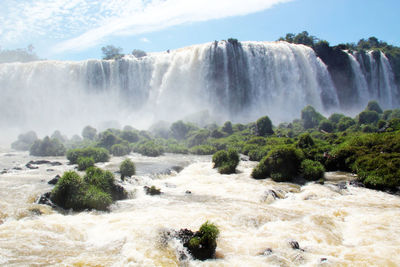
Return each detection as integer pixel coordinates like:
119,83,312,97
171,166,184,173
48,175,61,185
349,180,365,187
46,169,54,172
1,169,7,174
50,161,62,166
262,189,285,203
185,190,192,194
112,184,128,201
260,248,273,256
320,257,328,262
337,182,347,190
144,186,161,195
28,160,51,165
36,192,56,208
289,240,300,250
12,167,23,171
29,208,42,215
176,228,217,261
26,163,39,169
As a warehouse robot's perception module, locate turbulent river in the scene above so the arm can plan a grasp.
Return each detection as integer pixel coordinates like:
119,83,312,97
1,150,400,266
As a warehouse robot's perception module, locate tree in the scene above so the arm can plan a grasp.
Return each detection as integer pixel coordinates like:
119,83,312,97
255,116,274,136
101,45,123,60
82,126,97,140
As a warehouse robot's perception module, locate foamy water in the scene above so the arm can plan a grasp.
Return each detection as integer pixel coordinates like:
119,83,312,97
0,151,399,266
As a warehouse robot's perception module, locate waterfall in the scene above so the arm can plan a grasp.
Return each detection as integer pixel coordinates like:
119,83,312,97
350,50,399,109
0,41,398,136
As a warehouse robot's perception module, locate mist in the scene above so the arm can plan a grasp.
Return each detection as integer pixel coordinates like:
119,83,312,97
0,40,398,147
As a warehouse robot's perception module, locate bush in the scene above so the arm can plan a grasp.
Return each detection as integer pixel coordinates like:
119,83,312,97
189,145,216,155
50,171,86,210
97,130,122,150
83,185,112,211
110,143,130,156
252,146,304,181
134,141,163,157
337,116,356,131
358,110,380,124
301,105,325,129
121,130,139,143
255,116,274,136
186,221,220,260
318,119,334,133
120,159,135,179
77,157,95,171
212,149,240,174
328,113,345,124
11,131,38,151
366,100,383,114
221,121,233,135
67,147,110,164
30,136,66,156
297,133,315,149
301,159,325,180
82,126,97,140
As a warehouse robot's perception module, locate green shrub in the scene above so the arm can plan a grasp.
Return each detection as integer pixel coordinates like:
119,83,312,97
77,157,95,171
337,116,356,131
199,221,219,246
133,141,164,157
248,147,271,161
83,185,112,210
212,149,239,174
366,100,383,114
30,136,66,156
120,159,135,179
301,159,325,180
50,171,85,210
82,125,97,140
301,105,325,129
255,116,274,136
11,131,38,151
252,146,304,181
110,143,130,156
50,167,125,211
67,147,110,164
189,145,216,155
221,121,233,134
328,113,345,124
120,130,139,143
97,130,122,150
358,110,379,124
297,133,315,149
318,119,334,133
187,129,210,147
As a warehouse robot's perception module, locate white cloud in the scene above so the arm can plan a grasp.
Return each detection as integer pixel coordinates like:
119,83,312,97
0,0,293,55
140,37,151,43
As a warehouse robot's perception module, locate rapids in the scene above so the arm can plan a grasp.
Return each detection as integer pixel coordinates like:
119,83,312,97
1,151,399,266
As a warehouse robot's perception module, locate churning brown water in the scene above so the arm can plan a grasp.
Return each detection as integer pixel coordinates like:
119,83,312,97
0,150,399,266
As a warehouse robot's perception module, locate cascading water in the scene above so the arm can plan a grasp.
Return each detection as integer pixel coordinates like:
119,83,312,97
0,41,398,138
350,50,399,109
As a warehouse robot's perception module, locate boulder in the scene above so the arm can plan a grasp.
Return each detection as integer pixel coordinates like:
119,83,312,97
112,184,128,201
48,175,61,185
144,186,161,195
36,192,56,208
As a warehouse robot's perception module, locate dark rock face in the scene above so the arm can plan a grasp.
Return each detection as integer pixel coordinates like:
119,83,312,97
26,160,62,169
48,175,61,185
112,184,128,201
36,192,56,208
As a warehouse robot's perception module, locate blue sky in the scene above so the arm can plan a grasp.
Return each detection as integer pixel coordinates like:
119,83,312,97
1,0,399,61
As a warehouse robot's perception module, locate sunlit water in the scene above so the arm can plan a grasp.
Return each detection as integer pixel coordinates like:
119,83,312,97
1,151,400,266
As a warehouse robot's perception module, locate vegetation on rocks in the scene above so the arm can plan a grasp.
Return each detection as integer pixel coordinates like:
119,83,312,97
212,148,240,174
50,167,127,211
120,159,135,179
